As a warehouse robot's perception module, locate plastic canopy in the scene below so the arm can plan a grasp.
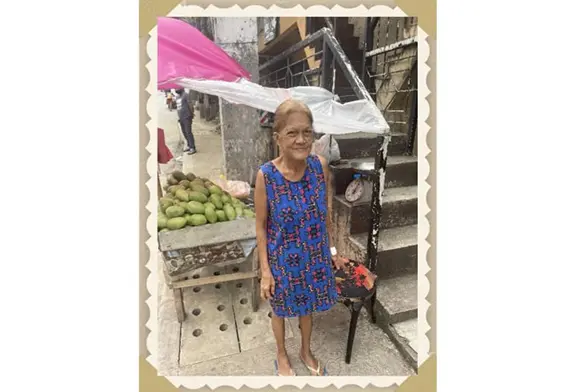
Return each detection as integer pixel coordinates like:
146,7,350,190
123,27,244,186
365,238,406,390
158,17,250,90
172,78,389,135
157,17,389,136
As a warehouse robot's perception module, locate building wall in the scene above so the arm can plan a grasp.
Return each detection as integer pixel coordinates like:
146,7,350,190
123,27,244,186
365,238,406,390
213,17,270,185
344,17,418,122
371,18,418,117
257,17,319,70
348,17,418,49
257,17,302,52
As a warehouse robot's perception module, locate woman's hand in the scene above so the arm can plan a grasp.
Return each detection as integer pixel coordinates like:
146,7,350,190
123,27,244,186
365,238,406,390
332,255,348,270
260,270,275,300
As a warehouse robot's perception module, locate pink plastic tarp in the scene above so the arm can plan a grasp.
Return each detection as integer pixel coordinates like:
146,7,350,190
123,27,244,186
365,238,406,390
157,17,251,90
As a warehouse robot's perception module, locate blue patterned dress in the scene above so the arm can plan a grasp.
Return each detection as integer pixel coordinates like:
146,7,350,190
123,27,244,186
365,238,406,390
261,154,338,317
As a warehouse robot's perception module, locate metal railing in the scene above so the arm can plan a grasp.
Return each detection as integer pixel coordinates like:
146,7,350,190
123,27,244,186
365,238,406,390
363,18,418,156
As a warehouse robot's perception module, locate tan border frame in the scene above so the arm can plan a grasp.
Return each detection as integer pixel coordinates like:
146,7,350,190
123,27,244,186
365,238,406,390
140,1,436,390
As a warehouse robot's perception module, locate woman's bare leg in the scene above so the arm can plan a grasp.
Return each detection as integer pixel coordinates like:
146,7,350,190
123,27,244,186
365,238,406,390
271,314,292,374
299,315,319,371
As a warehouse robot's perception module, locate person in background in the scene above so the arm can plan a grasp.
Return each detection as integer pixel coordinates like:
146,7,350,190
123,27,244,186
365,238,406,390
166,91,174,111
157,127,174,198
254,99,346,376
175,88,197,155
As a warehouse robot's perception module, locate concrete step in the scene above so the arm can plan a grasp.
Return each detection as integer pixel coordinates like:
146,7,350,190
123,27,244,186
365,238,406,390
384,110,409,124
390,123,410,136
388,318,418,370
334,132,410,160
370,273,418,370
372,309,418,371
376,274,417,324
348,224,417,278
335,185,417,235
331,155,418,195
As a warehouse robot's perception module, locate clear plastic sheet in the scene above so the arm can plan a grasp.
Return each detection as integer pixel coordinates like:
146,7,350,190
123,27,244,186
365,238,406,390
170,78,390,136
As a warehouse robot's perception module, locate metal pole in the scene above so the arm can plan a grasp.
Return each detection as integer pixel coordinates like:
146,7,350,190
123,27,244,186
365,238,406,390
331,18,336,95
366,134,390,272
361,18,371,85
405,61,418,155
320,34,334,92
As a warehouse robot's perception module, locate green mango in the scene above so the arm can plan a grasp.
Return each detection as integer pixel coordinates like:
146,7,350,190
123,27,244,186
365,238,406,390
158,215,168,229
189,214,208,226
223,204,236,221
215,210,227,222
165,206,185,218
175,189,190,202
188,191,208,203
208,185,223,196
209,194,223,209
166,217,187,230
187,201,205,214
221,194,231,204
204,207,218,224
171,171,187,182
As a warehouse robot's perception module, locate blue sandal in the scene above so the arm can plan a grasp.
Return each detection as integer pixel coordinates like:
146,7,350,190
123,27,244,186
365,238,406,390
274,360,296,376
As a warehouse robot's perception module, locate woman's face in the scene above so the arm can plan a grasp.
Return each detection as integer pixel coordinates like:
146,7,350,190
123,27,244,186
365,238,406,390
276,112,314,161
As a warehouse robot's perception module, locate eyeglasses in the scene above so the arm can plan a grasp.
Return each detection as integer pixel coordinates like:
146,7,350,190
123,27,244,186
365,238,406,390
281,129,314,141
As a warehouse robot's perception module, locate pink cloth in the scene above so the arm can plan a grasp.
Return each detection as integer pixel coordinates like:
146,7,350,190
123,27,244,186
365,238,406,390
157,17,251,90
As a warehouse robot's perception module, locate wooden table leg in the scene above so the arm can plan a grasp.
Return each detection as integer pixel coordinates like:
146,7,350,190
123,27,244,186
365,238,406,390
173,288,185,323
250,249,260,312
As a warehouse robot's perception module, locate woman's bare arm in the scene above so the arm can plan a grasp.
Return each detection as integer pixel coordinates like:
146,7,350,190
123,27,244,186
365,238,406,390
318,155,335,250
254,169,271,276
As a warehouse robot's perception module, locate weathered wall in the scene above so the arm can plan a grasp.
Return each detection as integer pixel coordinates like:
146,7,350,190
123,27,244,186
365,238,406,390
373,45,417,114
348,17,368,48
373,20,417,133
345,17,418,132
348,17,418,50
213,18,269,186
257,17,319,70
257,17,299,51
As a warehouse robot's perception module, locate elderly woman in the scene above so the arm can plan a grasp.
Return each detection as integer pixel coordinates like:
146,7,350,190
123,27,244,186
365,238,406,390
254,99,346,376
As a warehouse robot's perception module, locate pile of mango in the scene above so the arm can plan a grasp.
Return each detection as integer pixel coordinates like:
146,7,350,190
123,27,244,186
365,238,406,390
158,171,255,232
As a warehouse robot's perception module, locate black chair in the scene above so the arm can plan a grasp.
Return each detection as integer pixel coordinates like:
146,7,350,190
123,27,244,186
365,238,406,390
335,259,378,364
297,260,377,363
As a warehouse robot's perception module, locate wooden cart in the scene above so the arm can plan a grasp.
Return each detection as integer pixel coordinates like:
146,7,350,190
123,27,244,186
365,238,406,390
158,218,259,323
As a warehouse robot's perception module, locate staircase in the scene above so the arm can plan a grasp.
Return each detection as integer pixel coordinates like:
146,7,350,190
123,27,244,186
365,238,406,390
324,17,419,370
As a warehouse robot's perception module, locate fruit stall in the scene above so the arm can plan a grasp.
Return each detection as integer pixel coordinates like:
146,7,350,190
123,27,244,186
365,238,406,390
157,170,259,323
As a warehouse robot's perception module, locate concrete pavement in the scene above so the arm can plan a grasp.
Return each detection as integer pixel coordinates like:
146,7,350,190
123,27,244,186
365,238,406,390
158,91,223,184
